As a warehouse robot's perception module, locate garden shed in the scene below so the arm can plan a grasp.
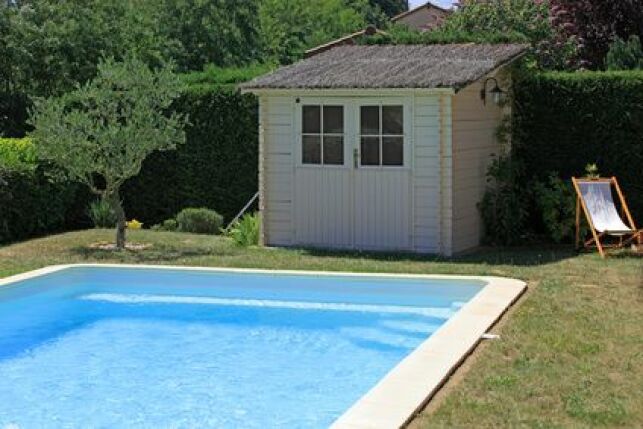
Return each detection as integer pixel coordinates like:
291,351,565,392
241,43,527,255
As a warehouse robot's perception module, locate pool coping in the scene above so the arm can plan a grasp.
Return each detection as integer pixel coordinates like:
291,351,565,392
0,264,527,428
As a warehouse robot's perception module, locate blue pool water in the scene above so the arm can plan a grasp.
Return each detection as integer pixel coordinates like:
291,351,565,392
0,266,484,428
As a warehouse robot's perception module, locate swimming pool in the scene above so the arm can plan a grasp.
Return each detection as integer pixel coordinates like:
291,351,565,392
0,265,525,428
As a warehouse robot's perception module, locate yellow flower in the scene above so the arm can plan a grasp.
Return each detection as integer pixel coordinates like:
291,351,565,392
126,219,143,229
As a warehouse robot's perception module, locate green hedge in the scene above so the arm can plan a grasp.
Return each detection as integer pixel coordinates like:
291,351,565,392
122,86,258,225
0,138,91,243
1,86,259,243
513,70,643,222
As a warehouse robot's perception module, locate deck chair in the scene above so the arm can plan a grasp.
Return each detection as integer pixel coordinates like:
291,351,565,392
572,177,641,258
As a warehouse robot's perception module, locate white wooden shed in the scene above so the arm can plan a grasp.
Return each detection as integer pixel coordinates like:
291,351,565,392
241,44,527,255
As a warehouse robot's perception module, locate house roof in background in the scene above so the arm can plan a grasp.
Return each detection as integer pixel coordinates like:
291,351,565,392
241,44,528,91
392,1,452,21
303,25,387,59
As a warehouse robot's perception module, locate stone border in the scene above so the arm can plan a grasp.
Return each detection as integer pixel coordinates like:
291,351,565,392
0,264,526,428
331,276,526,428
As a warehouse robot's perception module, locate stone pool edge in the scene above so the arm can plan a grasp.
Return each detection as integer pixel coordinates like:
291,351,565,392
0,264,527,429
331,276,526,429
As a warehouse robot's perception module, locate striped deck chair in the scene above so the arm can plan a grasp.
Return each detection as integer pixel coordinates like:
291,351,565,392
572,177,642,258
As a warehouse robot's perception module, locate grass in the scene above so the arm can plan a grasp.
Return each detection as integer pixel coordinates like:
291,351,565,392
1,229,641,427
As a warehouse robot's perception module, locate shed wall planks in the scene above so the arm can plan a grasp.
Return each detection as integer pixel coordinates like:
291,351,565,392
261,96,295,246
451,79,505,253
412,94,442,253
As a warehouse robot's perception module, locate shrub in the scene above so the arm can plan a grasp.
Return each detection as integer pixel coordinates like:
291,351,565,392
151,218,178,232
176,207,223,234
227,212,260,246
532,174,577,243
606,36,643,71
0,138,37,173
88,198,117,228
479,155,528,245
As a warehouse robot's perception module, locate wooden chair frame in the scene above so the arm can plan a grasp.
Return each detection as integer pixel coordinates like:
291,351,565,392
572,176,641,258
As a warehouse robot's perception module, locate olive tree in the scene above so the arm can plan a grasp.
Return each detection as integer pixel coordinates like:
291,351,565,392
30,57,187,249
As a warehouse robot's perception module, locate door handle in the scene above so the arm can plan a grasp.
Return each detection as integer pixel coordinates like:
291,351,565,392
353,148,359,169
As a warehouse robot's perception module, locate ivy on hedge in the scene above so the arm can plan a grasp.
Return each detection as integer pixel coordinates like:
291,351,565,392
122,86,258,226
512,70,643,222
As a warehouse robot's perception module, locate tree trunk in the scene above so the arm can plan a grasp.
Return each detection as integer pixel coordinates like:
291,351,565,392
108,190,127,250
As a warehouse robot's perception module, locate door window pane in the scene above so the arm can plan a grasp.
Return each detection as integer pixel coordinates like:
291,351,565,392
323,106,343,134
382,137,403,166
302,105,320,133
360,137,380,166
323,136,344,165
302,135,321,164
382,106,403,135
360,106,379,135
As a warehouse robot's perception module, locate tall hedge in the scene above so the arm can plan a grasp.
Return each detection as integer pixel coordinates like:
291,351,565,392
513,70,643,221
122,86,258,225
0,138,91,243
0,86,258,243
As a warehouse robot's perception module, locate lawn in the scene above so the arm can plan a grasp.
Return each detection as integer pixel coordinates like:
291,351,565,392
1,229,641,427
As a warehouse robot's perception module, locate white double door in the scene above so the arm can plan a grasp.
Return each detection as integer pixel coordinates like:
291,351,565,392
293,98,411,251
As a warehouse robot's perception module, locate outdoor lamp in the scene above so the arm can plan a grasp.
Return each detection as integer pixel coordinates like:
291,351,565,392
480,77,506,105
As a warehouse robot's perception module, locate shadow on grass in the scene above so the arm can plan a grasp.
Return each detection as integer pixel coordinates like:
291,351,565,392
297,245,582,267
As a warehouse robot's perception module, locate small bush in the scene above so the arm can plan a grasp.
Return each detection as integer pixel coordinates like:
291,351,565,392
606,36,643,71
176,207,223,234
0,138,37,173
151,218,178,231
88,199,117,228
479,155,528,245
532,174,577,243
227,212,260,246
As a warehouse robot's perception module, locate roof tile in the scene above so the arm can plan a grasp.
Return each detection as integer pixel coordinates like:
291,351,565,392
241,44,528,90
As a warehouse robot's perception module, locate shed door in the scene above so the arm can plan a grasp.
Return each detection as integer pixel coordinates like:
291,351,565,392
294,103,353,248
293,99,411,251
354,103,411,250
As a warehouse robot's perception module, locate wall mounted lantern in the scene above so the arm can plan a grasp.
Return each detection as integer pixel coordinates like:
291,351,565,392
480,77,506,106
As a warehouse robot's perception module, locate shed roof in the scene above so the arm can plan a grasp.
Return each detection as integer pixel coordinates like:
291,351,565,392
241,44,528,91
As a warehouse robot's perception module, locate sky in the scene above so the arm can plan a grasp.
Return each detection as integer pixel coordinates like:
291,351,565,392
409,0,455,9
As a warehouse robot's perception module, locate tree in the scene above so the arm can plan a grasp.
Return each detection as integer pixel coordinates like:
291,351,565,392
157,0,262,71
3,0,173,98
259,0,382,64
1,0,263,135
381,0,568,69
30,57,187,249
368,0,408,17
549,0,643,69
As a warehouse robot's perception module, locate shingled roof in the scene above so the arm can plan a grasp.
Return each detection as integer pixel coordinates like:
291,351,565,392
241,44,528,91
